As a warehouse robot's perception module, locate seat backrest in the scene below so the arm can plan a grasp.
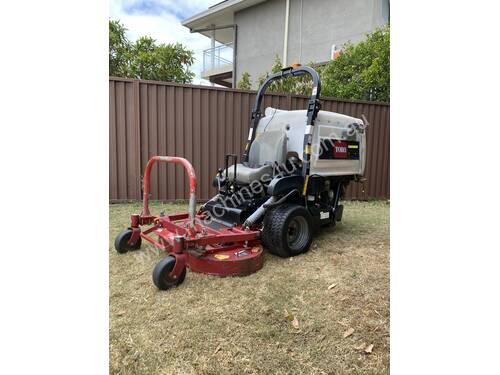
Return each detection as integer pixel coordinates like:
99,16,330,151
248,130,287,167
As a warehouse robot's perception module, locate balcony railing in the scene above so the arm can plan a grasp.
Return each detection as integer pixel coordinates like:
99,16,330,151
203,42,233,72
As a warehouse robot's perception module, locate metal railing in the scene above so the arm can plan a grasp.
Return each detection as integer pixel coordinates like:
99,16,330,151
203,42,233,72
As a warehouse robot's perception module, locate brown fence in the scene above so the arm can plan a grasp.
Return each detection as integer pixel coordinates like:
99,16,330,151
110,77,389,202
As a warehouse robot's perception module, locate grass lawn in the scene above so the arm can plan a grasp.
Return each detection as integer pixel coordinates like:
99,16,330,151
110,201,389,374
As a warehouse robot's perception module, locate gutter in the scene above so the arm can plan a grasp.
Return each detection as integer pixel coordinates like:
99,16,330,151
182,0,243,26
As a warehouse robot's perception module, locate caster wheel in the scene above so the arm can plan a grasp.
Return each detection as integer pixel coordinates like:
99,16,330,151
114,228,142,254
152,255,187,290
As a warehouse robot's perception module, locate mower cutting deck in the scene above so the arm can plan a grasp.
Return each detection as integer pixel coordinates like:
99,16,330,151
115,65,367,291
114,156,264,290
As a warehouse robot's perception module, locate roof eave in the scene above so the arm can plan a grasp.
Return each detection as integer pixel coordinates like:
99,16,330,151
182,0,267,29
181,0,239,27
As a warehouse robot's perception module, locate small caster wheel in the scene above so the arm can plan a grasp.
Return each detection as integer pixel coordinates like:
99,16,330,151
114,228,142,254
152,256,187,290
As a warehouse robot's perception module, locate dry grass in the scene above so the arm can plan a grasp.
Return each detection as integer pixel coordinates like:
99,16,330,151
110,201,389,374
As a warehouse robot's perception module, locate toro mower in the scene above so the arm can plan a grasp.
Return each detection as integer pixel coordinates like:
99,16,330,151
114,66,366,290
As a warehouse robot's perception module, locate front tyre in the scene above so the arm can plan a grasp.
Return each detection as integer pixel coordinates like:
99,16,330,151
152,256,187,290
262,204,313,258
114,229,142,254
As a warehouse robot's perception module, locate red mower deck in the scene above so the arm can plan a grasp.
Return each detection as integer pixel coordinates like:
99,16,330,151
138,211,264,277
119,156,264,289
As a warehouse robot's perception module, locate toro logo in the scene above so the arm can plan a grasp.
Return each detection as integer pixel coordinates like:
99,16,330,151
333,140,347,158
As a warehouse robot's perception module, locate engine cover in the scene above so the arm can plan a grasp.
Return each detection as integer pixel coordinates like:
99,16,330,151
256,107,366,177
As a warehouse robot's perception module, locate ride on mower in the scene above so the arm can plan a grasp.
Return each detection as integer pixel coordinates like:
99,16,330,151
114,66,366,290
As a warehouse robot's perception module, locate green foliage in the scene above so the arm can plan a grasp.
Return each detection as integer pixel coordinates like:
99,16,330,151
109,19,195,83
257,55,322,96
129,36,195,82
237,72,252,90
321,25,390,102
109,20,130,77
255,25,389,102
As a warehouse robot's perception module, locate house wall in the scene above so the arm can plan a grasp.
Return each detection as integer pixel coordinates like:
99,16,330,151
235,0,389,88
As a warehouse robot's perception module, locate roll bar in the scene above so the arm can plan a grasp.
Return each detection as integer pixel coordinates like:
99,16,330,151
142,156,197,228
242,66,322,183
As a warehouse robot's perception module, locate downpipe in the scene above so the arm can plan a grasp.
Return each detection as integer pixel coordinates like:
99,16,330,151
283,0,290,66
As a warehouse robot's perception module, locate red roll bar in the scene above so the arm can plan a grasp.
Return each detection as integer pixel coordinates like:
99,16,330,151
142,156,197,228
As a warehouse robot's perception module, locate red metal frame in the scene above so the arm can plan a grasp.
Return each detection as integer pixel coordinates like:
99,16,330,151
128,156,264,278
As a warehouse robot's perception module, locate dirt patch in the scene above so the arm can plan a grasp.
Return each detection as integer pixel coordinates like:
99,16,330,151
110,201,389,374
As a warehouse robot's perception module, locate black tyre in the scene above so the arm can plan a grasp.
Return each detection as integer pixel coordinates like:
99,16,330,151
261,207,276,250
262,204,313,257
152,256,187,290
114,229,142,254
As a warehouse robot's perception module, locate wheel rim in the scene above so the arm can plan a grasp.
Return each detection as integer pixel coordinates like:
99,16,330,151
286,216,309,251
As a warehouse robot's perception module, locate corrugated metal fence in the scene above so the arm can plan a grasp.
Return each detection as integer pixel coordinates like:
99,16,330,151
110,77,389,202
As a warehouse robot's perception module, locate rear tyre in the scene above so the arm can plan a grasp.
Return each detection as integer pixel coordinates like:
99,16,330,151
262,204,313,257
114,229,142,254
152,256,187,290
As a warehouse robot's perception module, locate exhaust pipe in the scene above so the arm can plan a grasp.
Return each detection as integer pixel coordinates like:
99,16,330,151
243,196,277,228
